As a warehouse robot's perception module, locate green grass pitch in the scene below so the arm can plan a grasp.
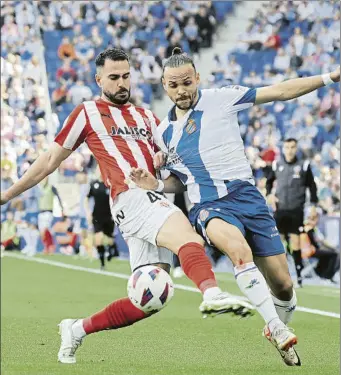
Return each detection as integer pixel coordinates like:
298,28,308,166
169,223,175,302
1,254,340,375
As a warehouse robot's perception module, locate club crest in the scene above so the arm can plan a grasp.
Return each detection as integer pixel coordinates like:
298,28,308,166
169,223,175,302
185,119,197,134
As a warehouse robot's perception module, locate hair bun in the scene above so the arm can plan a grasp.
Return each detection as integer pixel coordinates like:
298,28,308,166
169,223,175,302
172,47,182,56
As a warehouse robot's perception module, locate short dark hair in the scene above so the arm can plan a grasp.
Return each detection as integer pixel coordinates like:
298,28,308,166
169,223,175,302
162,47,196,77
95,48,130,68
284,138,298,144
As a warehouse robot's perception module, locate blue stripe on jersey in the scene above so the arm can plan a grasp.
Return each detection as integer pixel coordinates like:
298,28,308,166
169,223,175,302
176,110,218,201
233,88,257,106
162,123,174,148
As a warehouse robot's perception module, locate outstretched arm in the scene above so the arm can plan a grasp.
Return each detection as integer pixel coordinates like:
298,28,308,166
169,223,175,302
1,143,72,205
129,168,186,194
255,67,340,104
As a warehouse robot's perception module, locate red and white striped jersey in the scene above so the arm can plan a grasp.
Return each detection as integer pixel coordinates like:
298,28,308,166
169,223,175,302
55,98,160,199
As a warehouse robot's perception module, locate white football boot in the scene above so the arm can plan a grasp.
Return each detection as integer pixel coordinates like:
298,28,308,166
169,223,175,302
263,324,301,366
58,319,83,364
200,292,255,318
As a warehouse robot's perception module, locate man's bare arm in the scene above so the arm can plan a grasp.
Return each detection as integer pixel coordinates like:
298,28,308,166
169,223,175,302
255,67,340,104
1,143,72,204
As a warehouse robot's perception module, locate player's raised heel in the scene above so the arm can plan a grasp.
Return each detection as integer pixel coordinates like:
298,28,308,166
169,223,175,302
58,319,83,364
200,292,255,318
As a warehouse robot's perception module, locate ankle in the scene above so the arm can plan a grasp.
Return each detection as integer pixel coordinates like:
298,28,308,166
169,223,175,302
268,317,283,332
203,286,222,300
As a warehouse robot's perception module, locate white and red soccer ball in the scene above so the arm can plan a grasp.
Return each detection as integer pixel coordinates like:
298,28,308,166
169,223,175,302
127,266,174,313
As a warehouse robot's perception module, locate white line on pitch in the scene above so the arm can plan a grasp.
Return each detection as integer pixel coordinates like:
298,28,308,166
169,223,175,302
4,253,340,319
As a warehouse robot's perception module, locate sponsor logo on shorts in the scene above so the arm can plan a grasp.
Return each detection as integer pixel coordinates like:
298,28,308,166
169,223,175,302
270,226,279,237
199,209,209,222
185,119,197,134
160,201,170,208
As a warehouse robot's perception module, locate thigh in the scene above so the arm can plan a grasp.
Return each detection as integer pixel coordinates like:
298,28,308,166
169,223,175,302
156,210,204,253
111,188,180,247
206,218,253,265
238,186,285,257
127,236,173,273
254,253,293,294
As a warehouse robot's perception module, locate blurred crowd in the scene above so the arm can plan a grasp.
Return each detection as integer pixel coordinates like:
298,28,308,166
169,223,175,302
1,1,340,262
205,0,340,216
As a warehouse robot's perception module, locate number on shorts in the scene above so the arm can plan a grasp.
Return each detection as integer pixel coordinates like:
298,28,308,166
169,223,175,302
147,191,162,203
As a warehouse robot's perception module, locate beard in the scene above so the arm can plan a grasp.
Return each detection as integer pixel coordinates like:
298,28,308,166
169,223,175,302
103,89,131,105
175,92,196,110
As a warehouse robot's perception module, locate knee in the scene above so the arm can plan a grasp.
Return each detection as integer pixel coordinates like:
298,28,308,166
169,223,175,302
220,240,253,266
273,277,294,300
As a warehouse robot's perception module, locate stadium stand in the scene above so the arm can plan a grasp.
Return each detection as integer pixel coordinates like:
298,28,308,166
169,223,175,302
204,0,340,218
1,1,339,284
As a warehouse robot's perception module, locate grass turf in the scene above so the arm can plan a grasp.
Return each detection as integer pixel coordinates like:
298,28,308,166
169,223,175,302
1,254,340,375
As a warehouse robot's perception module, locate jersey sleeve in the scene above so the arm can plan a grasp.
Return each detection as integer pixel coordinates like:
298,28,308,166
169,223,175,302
216,85,257,115
54,104,88,151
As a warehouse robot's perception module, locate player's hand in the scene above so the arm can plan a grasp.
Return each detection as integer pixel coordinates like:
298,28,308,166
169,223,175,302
330,66,340,83
129,168,158,191
267,194,278,211
0,191,10,206
154,151,166,169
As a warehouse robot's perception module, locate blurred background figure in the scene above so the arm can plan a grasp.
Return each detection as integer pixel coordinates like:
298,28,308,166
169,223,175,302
301,206,339,284
266,138,318,287
85,168,118,270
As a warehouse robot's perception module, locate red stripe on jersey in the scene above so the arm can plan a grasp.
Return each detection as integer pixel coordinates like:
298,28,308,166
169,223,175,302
55,104,86,150
135,107,160,155
122,106,154,172
85,107,128,199
95,101,138,168
136,140,155,174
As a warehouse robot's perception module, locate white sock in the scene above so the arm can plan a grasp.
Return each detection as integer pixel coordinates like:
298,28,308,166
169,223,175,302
234,262,281,327
72,319,87,339
271,290,297,324
203,286,222,300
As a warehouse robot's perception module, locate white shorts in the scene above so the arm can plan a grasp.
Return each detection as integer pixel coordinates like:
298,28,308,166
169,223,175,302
111,188,180,271
38,211,54,232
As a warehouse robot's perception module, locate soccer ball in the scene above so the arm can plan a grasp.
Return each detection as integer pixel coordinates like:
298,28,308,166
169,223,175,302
127,266,174,313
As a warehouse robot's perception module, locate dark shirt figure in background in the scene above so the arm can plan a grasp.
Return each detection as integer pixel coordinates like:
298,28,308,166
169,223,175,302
266,138,318,287
86,171,118,270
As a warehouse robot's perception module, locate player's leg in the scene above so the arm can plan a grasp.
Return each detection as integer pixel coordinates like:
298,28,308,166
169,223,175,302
118,189,252,316
156,210,252,315
240,185,300,366
102,220,119,261
94,230,106,270
254,254,296,325
289,233,303,287
58,236,172,364
205,218,283,328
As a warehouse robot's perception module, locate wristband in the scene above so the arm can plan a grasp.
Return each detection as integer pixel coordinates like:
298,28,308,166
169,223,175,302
155,180,165,192
322,73,334,86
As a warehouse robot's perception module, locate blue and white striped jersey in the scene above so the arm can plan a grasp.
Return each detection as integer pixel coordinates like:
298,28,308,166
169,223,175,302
154,86,257,204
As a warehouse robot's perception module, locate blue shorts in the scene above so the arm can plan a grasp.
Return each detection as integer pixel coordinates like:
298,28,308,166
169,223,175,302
189,180,284,257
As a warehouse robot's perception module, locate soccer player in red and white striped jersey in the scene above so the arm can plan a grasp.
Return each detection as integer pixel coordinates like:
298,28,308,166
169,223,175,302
0,48,252,364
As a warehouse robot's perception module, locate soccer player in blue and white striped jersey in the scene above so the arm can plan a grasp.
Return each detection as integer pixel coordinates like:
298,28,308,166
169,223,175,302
130,47,340,366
